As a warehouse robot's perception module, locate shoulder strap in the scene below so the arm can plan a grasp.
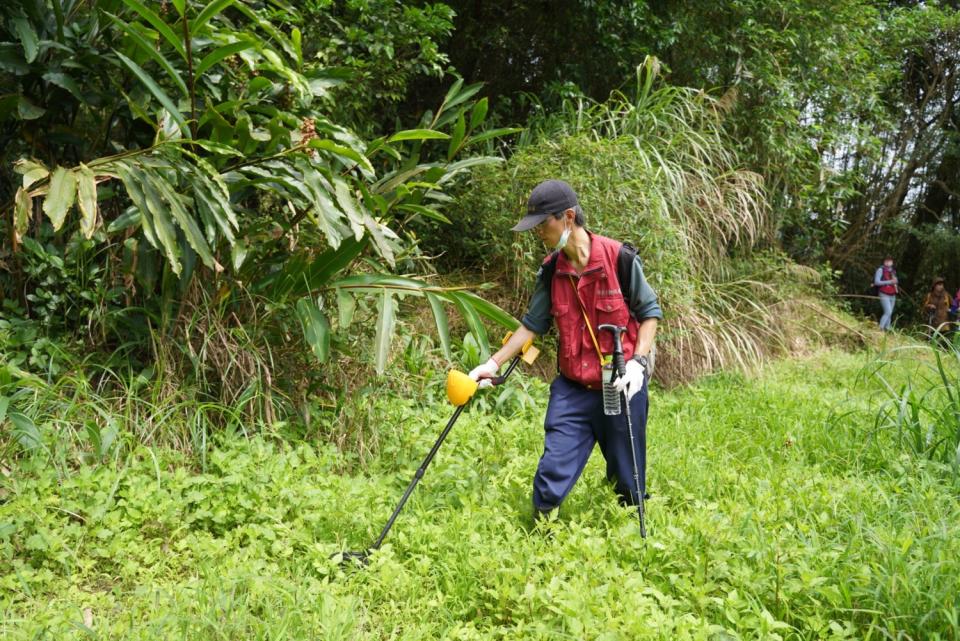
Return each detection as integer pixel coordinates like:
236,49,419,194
568,276,606,363
616,242,637,298
541,250,560,295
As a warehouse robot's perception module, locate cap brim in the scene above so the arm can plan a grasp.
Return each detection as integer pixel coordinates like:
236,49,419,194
511,213,550,232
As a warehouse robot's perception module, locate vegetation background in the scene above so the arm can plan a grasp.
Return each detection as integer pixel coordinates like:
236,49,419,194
1,0,959,639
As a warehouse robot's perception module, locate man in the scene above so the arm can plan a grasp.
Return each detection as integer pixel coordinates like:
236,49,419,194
874,256,898,331
469,179,662,517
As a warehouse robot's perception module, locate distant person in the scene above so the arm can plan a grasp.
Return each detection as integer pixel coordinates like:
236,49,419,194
874,256,898,330
922,277,952,334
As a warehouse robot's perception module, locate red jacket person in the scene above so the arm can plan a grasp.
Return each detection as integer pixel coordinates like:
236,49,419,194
469,180,663,517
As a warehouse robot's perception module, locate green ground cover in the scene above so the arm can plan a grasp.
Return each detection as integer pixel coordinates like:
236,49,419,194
2,348,959,640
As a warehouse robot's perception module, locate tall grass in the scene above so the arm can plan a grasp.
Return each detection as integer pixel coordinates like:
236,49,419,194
857,338,960,475
447,57,864,385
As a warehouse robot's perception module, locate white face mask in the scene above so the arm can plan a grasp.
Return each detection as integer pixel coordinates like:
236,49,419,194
555,225,571,251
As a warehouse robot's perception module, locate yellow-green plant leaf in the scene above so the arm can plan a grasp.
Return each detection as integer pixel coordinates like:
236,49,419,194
76,164,99,239
447,112,466,161
9,411,42,452
114,51,189,137
105,13,189,97
192,0,237,35
195,40,255,77
118,0,187,59
450,291,490,360
425,292,452,360
387,129,450,143
296,297,330,363
374,291,396,374
42,167,76,231
12,18,39,63
334,179,365,241
14,187,31,238
13,159,48,189
470,97,488,130
336,288,355,328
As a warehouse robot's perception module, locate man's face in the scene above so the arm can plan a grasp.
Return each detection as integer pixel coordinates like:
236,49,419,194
884,260,893,268
534,211,568,247
935,283,944,293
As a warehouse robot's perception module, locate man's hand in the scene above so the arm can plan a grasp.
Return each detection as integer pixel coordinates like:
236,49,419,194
468,357,500,389
613,358,645,401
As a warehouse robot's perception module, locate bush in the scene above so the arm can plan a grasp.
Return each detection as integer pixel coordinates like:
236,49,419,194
429,59,861,385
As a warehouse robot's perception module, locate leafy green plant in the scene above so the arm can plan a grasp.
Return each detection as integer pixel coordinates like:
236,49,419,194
863,341,960,475
3,350,960,639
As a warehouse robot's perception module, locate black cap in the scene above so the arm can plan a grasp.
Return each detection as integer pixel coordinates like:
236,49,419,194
512,179,579,231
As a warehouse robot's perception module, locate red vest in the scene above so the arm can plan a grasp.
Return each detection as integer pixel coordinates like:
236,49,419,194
547,233,639,389
880,267,897,296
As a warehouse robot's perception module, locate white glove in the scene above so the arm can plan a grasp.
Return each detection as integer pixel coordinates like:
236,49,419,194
613,358,646,401
468,357,500,389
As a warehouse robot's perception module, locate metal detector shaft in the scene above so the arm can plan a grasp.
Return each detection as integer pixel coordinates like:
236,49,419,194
367,354,522,552
599,324,646,539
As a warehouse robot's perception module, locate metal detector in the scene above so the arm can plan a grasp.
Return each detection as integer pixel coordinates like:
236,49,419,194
335,333,539,566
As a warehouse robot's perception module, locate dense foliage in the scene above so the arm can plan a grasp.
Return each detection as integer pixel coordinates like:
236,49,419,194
410,0,960,315
3,349,960,639
4,3,960,638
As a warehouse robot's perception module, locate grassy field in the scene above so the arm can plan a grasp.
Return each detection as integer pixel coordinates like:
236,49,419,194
2,346,959,640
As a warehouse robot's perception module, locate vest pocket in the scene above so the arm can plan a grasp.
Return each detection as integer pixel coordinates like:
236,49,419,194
594,296,628,353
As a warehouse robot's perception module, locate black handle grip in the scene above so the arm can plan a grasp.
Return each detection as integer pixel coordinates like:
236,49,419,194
613,351,627,377
598,324,627,376
490,354,521,386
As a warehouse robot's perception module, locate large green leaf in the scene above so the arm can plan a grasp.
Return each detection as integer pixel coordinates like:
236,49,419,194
470,97,489,130
76,164,99,239
114,164,158,248
107,207,142,233
333,179,365,240
453,290,518,330
17,96,45,120
14,159,48,189
387,129,450,143
42,166,76,231
447,112,466,161
450,291,491,360
464,127,523,147
195,40,255,77
125,164,182,273
437,156,504,184
336,288,355,328
119,0,187,60
425,292,452,360
9,411,42,452
12,17,39,64
308,139,374,175
145,171,219,270
296,297,330,363
362,215,395,267
114,51,189,137
395,203,451,224
231,2,297,60
192,0,237,34
374,291,396,374
14,187,31,238
42,72,84,101
106,13,189,97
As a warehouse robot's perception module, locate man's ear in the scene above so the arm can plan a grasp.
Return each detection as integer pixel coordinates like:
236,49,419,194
563,208,576,223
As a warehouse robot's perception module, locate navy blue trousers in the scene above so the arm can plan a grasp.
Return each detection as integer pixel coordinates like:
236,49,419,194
532,374,648,512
